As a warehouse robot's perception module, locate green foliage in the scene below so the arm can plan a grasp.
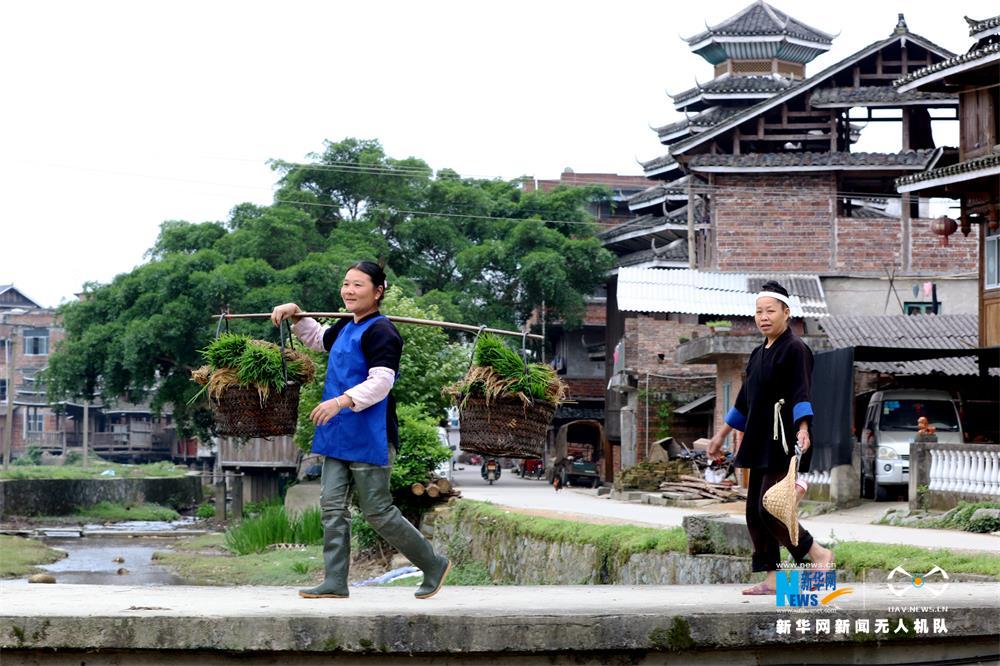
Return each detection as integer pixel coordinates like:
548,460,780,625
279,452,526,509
13,447,43,466
705,320,733,328
45,136,610,437
0,461,184,480
390,404,452,492
77,501,180,522
195,503,216,519
224,505,323,555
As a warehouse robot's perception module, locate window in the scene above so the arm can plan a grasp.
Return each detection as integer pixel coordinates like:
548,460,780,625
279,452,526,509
25,409,44,433
904,301,940,315
23,329,49,356
0,378,5,401
986,230,999,289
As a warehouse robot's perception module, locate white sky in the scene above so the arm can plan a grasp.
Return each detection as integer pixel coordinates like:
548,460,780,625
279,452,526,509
2,0,995,308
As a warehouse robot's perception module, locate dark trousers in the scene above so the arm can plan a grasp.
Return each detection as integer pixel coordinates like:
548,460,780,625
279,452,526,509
746,467,814,572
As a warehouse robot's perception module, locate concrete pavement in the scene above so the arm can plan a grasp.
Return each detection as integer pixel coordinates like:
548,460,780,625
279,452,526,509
1,582,997,663
452,468,1000,553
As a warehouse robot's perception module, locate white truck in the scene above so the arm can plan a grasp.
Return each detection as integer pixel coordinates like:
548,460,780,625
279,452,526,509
859,389,963,500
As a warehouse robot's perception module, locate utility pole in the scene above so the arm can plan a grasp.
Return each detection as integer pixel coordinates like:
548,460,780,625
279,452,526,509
82,399,89,467
3,333,13,471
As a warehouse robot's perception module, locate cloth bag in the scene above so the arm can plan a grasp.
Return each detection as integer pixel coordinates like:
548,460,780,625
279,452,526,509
762,399,801,546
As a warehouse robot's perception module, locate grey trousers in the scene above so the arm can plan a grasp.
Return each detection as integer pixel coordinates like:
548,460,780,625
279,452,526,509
319,453,439,573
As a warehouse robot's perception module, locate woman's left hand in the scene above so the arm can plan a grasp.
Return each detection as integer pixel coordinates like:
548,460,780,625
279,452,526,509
797,428,811,453
310,398,343,426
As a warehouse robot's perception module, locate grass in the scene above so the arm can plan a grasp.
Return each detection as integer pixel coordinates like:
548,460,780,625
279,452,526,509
76,501,179,522
223,505,322,555
0,460,186,480
153,542,326,586
832,541,1000,580
383,559,493,587
453,500,688,560
0,535,67,577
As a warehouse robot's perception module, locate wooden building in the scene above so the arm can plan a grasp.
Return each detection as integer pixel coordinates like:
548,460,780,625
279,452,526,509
602,3,982,468
895,14,1000,347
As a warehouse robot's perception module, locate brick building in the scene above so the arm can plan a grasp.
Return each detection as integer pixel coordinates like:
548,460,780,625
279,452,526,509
895,14,1000,347
0,286,66,457
603,3,981,471
0,285,176,463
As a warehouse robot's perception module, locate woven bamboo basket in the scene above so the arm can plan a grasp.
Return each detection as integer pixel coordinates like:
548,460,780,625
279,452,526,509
762,455,800,546
210,382,300,438
458,395,555,459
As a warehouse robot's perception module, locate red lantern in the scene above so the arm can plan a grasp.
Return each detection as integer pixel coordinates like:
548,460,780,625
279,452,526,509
931,216,957,246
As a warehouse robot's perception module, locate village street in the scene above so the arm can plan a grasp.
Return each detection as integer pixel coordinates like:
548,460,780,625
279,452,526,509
452,466,1000,553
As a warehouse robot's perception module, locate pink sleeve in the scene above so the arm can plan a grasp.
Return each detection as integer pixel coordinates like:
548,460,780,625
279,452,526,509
344,367,396,411
291,317,329,352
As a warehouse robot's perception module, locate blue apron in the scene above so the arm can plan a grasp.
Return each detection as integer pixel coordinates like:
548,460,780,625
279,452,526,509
311,315,391,466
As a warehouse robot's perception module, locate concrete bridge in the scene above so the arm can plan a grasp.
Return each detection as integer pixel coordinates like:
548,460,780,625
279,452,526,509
1,582,997,664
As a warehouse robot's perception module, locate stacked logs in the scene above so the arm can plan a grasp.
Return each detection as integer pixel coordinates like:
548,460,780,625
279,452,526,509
659,475,747,502
410,477,461,501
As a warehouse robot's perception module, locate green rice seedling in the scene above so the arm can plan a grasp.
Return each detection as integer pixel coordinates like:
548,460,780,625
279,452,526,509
236,343,286,393
201,334,250,370
473,334,526,379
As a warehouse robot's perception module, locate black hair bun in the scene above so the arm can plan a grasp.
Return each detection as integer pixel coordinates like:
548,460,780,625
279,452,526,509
761,280,789,297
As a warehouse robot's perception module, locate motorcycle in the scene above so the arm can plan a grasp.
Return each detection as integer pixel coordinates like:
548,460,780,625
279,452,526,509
481,458,501,485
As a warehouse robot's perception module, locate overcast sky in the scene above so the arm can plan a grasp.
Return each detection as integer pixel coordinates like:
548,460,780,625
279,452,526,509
3,0,995,308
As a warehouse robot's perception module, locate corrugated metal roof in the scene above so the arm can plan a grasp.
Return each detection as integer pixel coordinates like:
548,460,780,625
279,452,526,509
616,268,828,317
819,314,983,376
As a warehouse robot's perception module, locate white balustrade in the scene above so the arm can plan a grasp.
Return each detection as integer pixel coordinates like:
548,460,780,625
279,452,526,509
928,449,940,491
924,446,1000,498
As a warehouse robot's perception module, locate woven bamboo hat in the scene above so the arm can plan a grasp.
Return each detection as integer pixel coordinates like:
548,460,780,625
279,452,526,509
763,455,800,546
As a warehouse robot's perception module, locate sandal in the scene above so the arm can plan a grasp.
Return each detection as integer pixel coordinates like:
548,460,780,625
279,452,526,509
741,582,775,596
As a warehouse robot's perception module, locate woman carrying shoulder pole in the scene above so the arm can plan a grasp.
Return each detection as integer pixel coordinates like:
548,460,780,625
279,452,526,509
271,261,450,600
708,280,834,595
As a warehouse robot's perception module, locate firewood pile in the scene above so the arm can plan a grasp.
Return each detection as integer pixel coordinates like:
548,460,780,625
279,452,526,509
659,475,747,502
410,477,461,501
613,460,692,492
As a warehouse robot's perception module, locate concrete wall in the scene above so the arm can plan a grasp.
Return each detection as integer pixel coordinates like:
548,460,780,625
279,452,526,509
822,276,979,316
423,502,753,586
0,475,202,518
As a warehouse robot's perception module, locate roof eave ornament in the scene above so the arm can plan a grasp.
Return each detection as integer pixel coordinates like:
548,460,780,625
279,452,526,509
894,13,909,35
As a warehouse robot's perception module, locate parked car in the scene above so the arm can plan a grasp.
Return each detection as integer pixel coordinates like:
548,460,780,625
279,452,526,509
859,389,963,500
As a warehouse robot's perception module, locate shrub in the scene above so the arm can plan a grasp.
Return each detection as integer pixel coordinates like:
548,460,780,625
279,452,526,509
195,503,216,519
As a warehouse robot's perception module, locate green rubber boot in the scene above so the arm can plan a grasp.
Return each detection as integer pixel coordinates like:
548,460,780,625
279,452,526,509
299,507,350,599
414,554,451,600
353,464,450,599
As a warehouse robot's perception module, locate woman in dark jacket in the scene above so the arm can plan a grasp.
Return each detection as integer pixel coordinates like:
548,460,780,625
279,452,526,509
271,261,450,600
708,281,834,594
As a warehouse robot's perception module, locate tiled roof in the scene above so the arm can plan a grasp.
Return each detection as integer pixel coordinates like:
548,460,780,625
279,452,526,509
809,86,956,107
614,243,689,268
896,153,1000,190
655,107,748,141
965,14,1000,37
672,75,794,105
616,268,828,317
670,31,954,156
685,2,833,44
895,41,1000,88
598,211,690,242
626,179,689,209
687,150,940,172
819,314,984,376
639,154,678,174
